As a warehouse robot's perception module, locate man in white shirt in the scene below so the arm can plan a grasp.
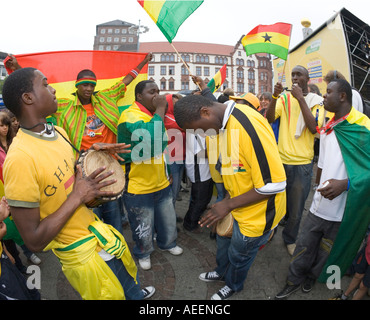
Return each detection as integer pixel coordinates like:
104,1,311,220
275,78,358,299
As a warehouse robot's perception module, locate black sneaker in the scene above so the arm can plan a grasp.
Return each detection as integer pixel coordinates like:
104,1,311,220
302,277,315,293
275,283,300,299
211,285,235,300
142,286,156,299
199,271,223,282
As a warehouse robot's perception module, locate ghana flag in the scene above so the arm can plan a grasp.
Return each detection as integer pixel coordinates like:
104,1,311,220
138,0,204,43
207,64,227,93
7,50,149,112
318,108,370,283
242,23,292,60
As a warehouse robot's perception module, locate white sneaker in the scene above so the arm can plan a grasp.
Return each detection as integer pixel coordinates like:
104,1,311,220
142,286,156,299
138,256,151,270
28,253,41,265
162,245,183,256
211,285,235,300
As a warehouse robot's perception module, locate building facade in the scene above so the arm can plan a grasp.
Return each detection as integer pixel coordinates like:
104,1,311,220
94,20,273,96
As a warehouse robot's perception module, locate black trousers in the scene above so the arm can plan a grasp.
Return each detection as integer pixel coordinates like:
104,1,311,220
183,178,214,231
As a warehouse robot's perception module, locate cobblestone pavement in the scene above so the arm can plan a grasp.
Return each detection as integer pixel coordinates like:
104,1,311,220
25,169,369,301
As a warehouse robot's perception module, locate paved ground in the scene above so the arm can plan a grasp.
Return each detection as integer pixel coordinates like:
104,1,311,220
20,165,369,302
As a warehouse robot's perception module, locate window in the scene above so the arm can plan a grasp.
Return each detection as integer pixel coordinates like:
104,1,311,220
237,70,244,79
161,80,166,91
160,66,166,75
148,66,154,76
181,81,189,90
107,37,112,42
196,66,202,76
122,29,127,34
98,45,104,50
101,29,106,34
169,80,175,90
181,65,189,75
204,67,210,76
238,51,241,56
121,37,126,43
248,84,255,94
237,83,244,93
108,29,112,34
113,45,119,50
114,37,119,42
115,29,120,34
169,66,175,75
106,45,111,50
181,54,190,62
100,37,105,43
128,37,134,42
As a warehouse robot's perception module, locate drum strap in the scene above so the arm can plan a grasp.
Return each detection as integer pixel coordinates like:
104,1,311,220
54,127,81,155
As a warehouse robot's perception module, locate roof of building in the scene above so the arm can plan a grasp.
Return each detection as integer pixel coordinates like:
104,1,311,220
97,20,135,27
139,41,235,56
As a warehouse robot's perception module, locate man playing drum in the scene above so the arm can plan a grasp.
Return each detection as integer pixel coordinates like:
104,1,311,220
5,53,152,235
174,95,287,300
2,67,155,300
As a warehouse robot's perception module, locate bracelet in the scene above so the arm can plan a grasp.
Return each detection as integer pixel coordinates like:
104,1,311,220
346,179,350,191
272,94,279,100
129,68,140,78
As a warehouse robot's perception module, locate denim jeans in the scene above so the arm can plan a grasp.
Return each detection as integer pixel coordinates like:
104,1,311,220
282,162,313,245
93,197,123,235
215,182,227,203
287,212,341,285
105,257,143,300
215,220,271,292
169,162,184,208
123,186,177,259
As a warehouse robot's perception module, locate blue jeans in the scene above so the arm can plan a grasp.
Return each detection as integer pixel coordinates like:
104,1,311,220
123,186,178,259
215,220,271,292
93,198,123,235
282,162,313,245
215,182,226,203
169,162,184,208
105,257,143,300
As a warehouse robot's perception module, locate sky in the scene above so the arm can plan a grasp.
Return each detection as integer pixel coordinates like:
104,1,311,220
0,0,368,55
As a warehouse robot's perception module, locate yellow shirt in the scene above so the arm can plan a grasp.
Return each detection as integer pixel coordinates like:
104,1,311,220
4,128,95,245
275,93,325,165
206,135,223,184
221,104,286,237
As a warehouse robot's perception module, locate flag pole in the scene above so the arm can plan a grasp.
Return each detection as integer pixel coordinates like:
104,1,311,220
170,42,201,90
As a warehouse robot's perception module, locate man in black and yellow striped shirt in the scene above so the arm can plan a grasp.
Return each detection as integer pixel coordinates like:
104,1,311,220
174,95,286,300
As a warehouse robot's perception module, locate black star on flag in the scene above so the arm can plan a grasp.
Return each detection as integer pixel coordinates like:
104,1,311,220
262,33,272,42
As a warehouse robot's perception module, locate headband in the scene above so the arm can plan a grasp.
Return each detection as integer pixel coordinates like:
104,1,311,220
75,78,97,88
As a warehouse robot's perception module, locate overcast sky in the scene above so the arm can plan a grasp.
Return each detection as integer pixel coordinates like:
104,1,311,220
1,0,368,55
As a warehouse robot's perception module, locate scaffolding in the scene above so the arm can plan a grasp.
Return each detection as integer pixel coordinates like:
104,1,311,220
340,8,370,101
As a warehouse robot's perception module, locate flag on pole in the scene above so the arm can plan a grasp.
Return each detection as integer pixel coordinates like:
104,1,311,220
138,0,204,43
242,23,292,60
8,50,149,111
207,64,227,93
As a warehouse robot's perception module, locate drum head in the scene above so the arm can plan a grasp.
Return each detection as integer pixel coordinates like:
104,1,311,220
82,150,125,196
216,212,233,237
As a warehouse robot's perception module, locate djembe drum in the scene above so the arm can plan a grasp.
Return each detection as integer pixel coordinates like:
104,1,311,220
76,149,125,208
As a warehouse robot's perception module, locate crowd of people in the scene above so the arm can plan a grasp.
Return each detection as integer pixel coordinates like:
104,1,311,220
0,52,369,301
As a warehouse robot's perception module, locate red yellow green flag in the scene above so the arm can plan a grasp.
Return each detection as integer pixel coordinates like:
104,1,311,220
138,0,204,43
9,50,149,112
242,23,292,60
207,64,227,93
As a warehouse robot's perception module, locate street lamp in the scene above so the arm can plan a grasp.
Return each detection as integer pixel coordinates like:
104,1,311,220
128,20,149,52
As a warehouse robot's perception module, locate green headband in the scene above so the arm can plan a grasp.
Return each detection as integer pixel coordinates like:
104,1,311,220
75,78,97,88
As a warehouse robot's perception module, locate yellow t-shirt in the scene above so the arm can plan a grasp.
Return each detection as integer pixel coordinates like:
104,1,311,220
221,105,286,237
3,127,95,245
275,93,325,165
